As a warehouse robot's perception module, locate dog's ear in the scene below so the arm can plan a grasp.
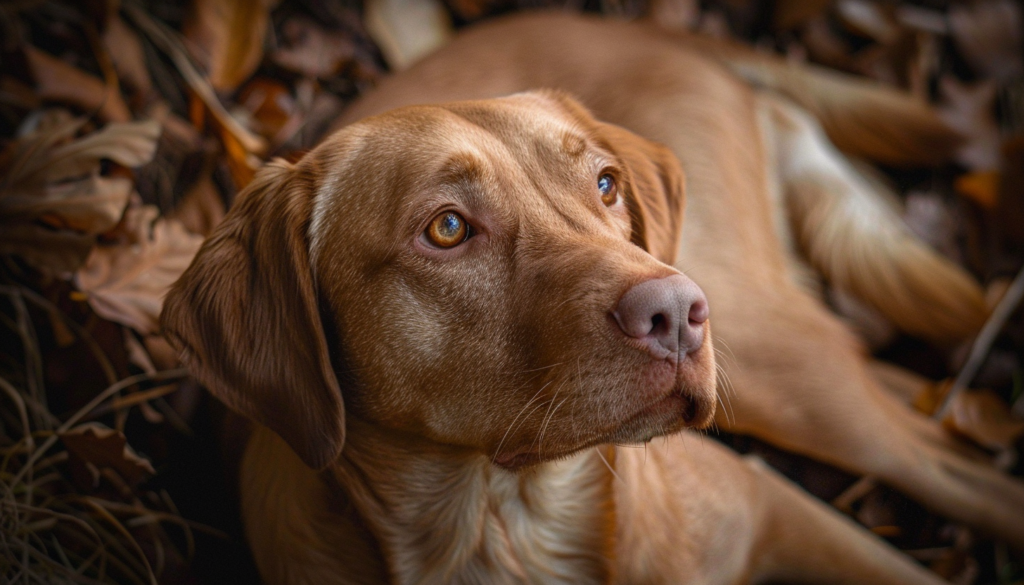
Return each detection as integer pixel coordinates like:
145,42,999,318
598,123,686,265
160,160,345,470
531,90,686,264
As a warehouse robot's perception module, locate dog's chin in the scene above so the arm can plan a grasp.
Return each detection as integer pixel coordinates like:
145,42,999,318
492,388,715,472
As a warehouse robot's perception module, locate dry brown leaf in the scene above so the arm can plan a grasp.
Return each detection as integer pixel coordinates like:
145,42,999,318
801,16,855,70
60,423,155,489
0,119,161,240
103,16,153,100
943,389,1024,452
75,205,203,335
24,45,131,123
939,77,1001,171
124,3,267,155
955,170,1000,209
364,0,452,71
272,16,358,79
182,0,276,92
772,0,830,31
950,0,1023,83
837,0,899,44
237,78,295,141
0,222,96,273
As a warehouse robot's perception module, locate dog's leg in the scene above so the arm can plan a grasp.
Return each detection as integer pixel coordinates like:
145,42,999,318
716,289,1024,549
868,361,994,461
616,435,947,584
757,92,987,345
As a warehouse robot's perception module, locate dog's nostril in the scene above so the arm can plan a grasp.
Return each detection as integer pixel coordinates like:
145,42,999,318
650,313,667,335
688,299,709,326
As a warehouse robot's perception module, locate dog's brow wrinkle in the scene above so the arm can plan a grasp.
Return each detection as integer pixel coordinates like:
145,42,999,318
439,153,486,185
561,132,587,158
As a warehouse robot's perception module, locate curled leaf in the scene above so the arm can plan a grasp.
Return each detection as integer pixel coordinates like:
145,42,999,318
24,46,131,123
75,205,203,335
1,118,161,234
182,0,275,92
60,423,156,489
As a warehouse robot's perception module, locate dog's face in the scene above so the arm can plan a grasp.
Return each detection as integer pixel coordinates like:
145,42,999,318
161,92,716,470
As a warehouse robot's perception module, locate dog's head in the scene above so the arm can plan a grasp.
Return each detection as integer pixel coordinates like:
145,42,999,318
161,91,716,470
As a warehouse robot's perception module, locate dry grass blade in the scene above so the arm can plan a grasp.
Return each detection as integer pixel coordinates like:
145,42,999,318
9,369,187,488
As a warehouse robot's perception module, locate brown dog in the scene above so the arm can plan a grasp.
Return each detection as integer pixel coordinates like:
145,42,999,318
162,12,1021,585
337,11,1024,549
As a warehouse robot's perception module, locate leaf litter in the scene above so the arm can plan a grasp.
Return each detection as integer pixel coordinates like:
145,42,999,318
0,0,1022,583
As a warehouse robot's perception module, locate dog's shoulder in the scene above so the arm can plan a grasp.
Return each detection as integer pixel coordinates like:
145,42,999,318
241,427,388,585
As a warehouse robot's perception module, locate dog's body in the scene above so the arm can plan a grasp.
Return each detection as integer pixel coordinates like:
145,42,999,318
164,12,1024,585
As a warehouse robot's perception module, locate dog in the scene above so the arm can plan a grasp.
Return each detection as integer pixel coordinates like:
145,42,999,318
161,12,1023,584
336,11,1024,547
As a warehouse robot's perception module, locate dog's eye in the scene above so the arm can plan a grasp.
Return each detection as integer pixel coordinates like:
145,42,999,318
426,212,468,248
598,174,618,206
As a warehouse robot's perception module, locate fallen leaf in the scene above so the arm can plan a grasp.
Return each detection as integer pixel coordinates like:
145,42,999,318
60,423,155,489
364,0,452,71
943,389,1024,452
124,3,267,155
103,16,153,101
772,0,830,31
237,78,295,141
955,170,1000,209
801,15,855,70
949,0,1023,83
939,77,1001,171
0,118,161,246
0,222,96,273
837,0,899,44
24,45,131,123
75,205,203,335
182,0,276,92
272,15,359,78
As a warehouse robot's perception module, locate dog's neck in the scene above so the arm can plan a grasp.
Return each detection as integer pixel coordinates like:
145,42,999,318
333,418,616,585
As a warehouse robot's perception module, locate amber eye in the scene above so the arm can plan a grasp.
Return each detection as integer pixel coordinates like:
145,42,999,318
598,174,617,206
426,211,468,248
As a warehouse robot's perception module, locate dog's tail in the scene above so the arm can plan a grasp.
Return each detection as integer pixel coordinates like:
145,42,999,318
761,94,987,343
680,35,963,167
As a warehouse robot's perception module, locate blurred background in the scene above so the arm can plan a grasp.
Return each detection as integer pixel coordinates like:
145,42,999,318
0,0,1022,583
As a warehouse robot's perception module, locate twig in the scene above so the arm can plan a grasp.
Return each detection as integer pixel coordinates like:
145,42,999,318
935,264,1024,419
121,2,267,156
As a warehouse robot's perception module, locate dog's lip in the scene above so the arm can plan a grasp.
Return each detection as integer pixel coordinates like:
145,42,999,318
492,390,701,471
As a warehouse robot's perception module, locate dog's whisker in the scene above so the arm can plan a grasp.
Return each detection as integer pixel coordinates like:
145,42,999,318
492,380,552,464
540,390,575,457
533,378,570,457
595,447,624,484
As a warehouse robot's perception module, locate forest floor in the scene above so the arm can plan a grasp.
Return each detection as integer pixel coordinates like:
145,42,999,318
1,0,1023,583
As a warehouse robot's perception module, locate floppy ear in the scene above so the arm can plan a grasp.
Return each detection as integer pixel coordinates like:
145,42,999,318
598,123,687,265
530,90,686,264
160,160,345,470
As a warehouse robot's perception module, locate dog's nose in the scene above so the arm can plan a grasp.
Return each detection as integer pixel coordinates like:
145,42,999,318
612,274,708,361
